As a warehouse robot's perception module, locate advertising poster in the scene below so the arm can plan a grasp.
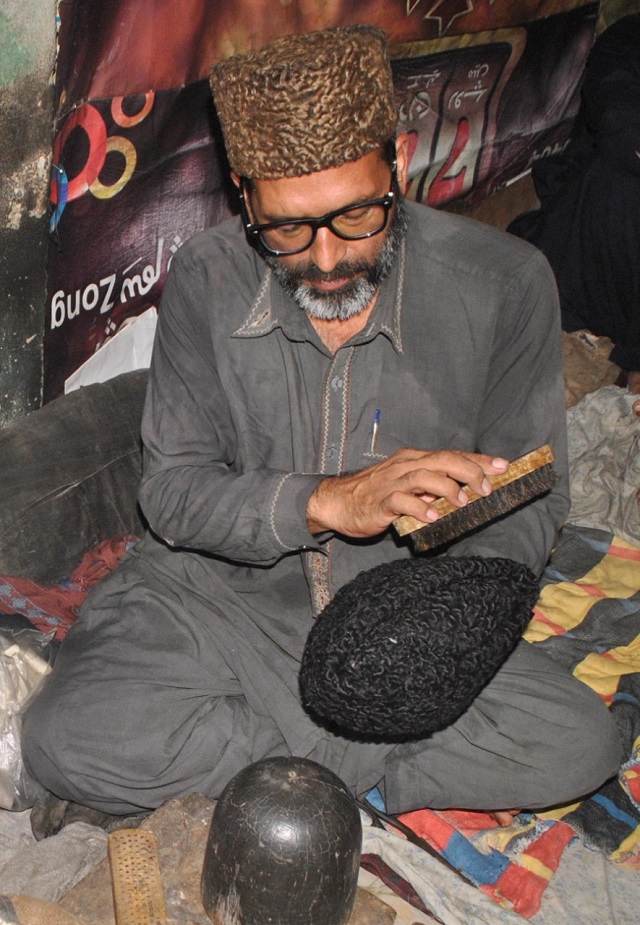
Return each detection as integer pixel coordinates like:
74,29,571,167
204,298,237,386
44,0,598,400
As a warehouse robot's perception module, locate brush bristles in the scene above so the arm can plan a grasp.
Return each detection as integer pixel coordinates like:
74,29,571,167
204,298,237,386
410,464,556,552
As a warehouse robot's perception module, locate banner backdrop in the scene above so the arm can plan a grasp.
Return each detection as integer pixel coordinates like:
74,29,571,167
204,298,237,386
44,0,599,400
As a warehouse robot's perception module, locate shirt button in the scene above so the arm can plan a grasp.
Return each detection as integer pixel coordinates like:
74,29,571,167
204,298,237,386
331,377,343,390
327,446,337,459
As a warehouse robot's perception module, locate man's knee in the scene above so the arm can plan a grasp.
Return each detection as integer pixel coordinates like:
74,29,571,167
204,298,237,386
505,645,625,804
21,675,284,815
556,680,623,800
390,643,625,811
503,643,624,799
21,689,70,798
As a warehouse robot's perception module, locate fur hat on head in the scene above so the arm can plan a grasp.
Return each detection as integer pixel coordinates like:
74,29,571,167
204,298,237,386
209,25,398,179
299,556,539,743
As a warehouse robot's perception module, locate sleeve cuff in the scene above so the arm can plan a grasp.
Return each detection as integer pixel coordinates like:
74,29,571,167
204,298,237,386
269,472,328,552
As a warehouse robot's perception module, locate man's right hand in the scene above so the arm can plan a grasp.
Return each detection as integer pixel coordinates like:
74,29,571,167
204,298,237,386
306,447,509,538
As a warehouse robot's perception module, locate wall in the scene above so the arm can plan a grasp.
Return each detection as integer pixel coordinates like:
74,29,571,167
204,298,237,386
0,0,55,426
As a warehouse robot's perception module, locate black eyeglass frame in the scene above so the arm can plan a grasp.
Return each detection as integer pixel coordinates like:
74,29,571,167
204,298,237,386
238,170,397,257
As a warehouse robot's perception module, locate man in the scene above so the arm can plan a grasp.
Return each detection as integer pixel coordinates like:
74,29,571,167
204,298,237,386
22,25,621,835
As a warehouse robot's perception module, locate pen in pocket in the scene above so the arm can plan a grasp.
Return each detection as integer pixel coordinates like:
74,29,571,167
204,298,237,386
370,409,380,453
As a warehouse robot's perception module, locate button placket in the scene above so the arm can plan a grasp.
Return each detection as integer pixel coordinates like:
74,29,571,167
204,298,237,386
321,351,352,476
308,348,355,616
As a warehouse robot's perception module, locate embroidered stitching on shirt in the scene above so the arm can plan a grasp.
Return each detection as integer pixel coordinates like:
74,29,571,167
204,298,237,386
269,472,297,550
234,270,274,336
338,349,355,471
381,237,405,354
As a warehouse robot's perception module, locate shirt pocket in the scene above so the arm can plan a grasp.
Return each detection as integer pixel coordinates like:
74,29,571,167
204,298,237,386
361,428,406,463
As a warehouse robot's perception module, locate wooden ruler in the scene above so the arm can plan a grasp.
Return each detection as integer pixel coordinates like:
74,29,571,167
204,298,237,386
108,829,168,925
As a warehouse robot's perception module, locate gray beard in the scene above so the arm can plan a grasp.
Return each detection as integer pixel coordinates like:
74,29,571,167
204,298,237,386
266,198,408,321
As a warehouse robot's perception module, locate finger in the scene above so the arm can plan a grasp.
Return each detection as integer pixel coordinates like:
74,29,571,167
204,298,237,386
462,452,510,474
385,478,475,523
383,490,442,524
458,452,510,490
434,451,510,498
388,450,508,497
394,463,488,509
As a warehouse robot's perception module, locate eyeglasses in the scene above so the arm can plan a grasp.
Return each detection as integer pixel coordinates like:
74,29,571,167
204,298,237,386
239,172,396,257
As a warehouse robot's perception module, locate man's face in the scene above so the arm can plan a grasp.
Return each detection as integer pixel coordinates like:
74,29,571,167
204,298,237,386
244,147,408,321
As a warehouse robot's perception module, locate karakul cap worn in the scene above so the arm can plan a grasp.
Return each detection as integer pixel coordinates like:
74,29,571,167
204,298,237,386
300,556,539,743
209,25,398,179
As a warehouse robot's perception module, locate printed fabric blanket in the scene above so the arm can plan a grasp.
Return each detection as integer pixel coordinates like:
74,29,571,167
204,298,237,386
396,524,640,918
0,536,138,641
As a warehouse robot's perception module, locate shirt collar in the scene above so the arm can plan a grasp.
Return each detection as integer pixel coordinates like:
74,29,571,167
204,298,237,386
233,237,406,354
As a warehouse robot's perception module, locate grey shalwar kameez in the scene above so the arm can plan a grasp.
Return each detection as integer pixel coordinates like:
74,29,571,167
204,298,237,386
23,202,622,814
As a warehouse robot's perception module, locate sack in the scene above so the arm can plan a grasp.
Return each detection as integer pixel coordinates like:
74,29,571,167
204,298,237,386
0,625,54,810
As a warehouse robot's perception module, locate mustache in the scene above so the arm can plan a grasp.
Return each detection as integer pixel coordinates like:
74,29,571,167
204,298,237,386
293,259,370,284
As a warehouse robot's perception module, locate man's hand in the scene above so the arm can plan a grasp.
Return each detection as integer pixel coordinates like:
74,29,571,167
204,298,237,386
307,448,509,538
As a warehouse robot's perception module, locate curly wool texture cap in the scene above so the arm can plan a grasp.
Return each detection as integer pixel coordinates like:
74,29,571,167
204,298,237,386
300,556,539,743
209,25,398,179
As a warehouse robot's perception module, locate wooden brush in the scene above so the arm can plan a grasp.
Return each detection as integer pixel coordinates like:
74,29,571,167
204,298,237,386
394,444,556,552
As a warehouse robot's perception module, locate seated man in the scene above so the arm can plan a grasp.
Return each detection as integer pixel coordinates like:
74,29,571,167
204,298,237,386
22,25,621,835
